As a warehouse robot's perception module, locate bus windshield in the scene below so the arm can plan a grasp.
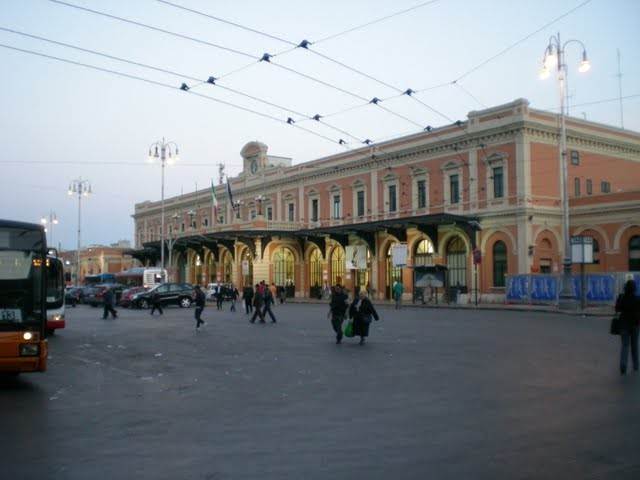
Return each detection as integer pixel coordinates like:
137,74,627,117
0,226,45,329
46,256,64,309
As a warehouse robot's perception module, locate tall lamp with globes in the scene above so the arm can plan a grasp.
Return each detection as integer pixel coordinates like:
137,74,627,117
68,178,92,286
539,33,591,309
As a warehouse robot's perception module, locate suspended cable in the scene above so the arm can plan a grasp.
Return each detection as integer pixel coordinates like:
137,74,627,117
312,0,443,44
543,94,640,110
47,0,257,59
453,81,486,109
0,42,346,147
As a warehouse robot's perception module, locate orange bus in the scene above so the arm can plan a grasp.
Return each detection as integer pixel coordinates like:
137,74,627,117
0,219,48,375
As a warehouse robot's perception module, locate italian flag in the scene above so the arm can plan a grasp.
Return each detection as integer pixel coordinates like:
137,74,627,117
211,179,218,219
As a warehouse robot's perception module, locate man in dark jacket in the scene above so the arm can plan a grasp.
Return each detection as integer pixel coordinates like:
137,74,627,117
194,285,206,330
263,286,277,323
615,279,640,374
102,287,118,319
250,283,265,323
329,285,349,344
150,289,163,316
243,285,254,315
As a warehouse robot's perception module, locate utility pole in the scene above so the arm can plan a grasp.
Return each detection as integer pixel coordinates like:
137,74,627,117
616,48,624,129
68,179,91,286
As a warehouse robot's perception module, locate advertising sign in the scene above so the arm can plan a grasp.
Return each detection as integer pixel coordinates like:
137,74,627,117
392,244,408,267
506,275,529,302
345,245,367,270
530,275,558,302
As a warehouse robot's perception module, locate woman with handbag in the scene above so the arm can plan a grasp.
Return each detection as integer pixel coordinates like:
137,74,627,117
348,290,379,345
615,279,640,375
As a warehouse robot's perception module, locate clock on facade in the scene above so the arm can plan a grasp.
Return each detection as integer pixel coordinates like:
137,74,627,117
250,159,258,174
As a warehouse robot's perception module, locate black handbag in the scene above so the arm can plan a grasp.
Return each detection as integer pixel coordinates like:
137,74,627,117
610,314,622,335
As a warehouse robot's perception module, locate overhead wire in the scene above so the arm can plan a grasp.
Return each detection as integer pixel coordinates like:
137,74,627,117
0,42,341,147
47,0,430,129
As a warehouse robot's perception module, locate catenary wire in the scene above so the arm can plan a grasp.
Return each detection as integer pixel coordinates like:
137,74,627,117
0,42,344,147
47,0,429,129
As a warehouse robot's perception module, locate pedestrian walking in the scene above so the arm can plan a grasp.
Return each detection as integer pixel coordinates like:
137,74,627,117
250,283,265,323
393,280,404,309
243,284,254,315
269,283,277,305
278,285,286,304
230,285,239,312
215,286,224,310
150,289,163,315
329,285,349,344
194,285,206,330
348,290,379,345
615,279,640,375
263,285,277,323
102,287,118,319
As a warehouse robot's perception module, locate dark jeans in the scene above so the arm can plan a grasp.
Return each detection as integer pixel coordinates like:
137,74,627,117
331,313,345,340
263,304,276,322
620,326,639,372
102,304,117,319
216,298,223,310
244,299,253,314
195,306,204,327
230,300,236,312
150,303,163,315
251,306,265,323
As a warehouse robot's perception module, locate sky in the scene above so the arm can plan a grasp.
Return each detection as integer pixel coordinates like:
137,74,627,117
0,0,638,250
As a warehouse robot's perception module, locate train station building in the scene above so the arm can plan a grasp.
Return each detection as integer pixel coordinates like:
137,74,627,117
131,99,640,302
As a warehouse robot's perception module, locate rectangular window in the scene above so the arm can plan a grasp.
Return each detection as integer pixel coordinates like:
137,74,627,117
571,150,580,165
388,184,397,212
311,198,319,222
181,223,185,232
417,180,426,208
492,166,504,198
266,206,273,221
219,215,225,224
235,208,240,219
586,179,592,195
450,174,459,204
333,195,341,219
356,190,365,217
288,203,295,222
601,181,611,193
574,178,581,197
203,218,209,227
250,210,256,220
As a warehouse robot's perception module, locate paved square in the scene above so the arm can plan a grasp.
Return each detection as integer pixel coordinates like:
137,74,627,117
2,303,640,479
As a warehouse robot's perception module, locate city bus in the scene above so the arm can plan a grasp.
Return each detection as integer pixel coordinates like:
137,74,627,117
46,254,65,335
84,273,116,285
0,219,48,374
115,267,167,288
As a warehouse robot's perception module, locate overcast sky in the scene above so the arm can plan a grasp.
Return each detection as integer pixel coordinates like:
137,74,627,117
1,0,638,250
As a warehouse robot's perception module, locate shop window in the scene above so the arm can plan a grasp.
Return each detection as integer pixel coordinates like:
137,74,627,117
273,247,294,286
446,236,466,287
330,247,345,286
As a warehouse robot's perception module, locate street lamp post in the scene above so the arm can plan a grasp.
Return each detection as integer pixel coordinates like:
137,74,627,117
539,33,591,309
40,211,58,249
68,179,92,286
148,138,179,273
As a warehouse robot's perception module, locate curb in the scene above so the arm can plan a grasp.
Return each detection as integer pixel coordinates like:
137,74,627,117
284,299,612,317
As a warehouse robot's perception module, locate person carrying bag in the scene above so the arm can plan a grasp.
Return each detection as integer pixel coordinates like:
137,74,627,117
614,279,640,375
348,290,379,345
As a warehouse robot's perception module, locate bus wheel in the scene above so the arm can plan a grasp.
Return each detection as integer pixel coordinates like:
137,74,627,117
139,299,149,309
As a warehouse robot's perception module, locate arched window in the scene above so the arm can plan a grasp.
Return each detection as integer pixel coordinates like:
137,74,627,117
492,241,507,287
206,252,216,283
309,248,322,288
274,247,294,286
630,236,640,271
386,244,403,299
413,238,434,267
446,237,467,288
330,247,345,286
222,252,233,284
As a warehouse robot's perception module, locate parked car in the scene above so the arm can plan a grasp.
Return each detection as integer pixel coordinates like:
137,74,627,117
86,284,125,307
132,283,195,309
118,286,148,308
65,287,82,307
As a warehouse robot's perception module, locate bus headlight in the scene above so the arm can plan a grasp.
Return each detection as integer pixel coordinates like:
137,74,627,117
53,314,63,321
23,332,33,340
20,344,40,356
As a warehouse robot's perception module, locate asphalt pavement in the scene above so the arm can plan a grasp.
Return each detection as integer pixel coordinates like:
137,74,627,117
1,302,639,480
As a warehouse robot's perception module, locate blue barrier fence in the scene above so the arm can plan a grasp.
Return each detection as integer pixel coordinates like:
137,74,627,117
506,272,633,305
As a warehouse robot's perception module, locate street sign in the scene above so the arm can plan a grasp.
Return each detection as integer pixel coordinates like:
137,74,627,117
571,236,593,264
472,248,482,265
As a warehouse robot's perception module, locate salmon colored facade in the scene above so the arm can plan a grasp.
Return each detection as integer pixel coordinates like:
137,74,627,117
132,99,640,303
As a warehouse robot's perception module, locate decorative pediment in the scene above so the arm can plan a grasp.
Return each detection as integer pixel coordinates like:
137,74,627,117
482,152,508,165
441,160,463,171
